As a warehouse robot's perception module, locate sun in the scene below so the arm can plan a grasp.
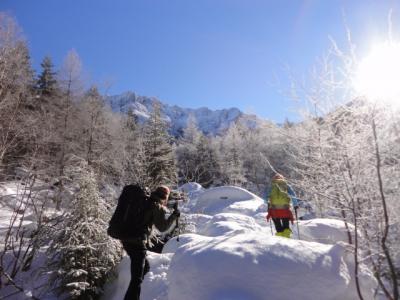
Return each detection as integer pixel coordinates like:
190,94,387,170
354,42,400,106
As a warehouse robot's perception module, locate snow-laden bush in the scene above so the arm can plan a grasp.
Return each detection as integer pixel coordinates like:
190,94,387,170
47,161,122,299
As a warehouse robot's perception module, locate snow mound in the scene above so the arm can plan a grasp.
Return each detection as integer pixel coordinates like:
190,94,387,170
102,186,376,300
167,233,375,300
179,182,203,194
223,198,265,216
180,213,212,234
193,186,264,215
101,256,131,300
179,182,205,209
299,218,355,244
199,213,265,237
162,233,213,254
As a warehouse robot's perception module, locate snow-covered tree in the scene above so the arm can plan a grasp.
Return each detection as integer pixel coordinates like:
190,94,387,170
47,159,121,299
36,56,58,98
0,13,38,171
176,115,220,187
78,86,110,167
218,124,246,186
176,119,221,187
193,135,221,187
142,102,177,189
286,38,400,299
118,108,150,186
240,126,271,194
56,49,84,177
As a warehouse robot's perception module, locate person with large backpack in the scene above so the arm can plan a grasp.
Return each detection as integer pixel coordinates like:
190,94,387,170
108,185,180,300
266,174,299,238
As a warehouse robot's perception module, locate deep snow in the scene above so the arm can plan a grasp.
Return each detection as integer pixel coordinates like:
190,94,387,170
0,181,60,300
102,184,377,300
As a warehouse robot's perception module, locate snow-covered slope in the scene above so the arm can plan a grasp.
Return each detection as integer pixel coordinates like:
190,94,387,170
0,181,64,300
103,184,377,300
106,91,268,136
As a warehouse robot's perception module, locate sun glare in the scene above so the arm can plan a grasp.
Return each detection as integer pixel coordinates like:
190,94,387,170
354,42,400,106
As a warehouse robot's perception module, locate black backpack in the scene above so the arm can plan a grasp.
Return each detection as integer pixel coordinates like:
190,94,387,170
107,184,151,240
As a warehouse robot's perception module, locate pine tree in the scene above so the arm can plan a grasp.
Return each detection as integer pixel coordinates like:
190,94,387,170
193,135,221,187
47,160,121,299
176,116,221,187
32,55,64,173
120,108,148,185
176,115,202,183
142,102,177,189
37,56,58,97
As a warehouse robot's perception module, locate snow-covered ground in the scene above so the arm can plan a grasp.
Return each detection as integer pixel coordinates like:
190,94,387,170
0,179,119,300
103,185,378,300
0,180,68,300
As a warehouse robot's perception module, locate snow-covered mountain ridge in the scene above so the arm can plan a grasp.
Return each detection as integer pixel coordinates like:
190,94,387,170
107,91,269,136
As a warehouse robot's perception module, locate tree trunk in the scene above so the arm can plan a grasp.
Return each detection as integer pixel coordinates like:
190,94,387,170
372,117,398,300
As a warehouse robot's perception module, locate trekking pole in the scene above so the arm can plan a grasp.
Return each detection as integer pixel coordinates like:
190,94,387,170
295,208,300,239
173,202,180,242
176,217,180,242
269,219,273,235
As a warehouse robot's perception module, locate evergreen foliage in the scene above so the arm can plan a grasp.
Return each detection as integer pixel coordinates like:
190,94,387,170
176,125,221,188
37,56,58,97
142,103,177,189
193,135,221,187
47,159,121,299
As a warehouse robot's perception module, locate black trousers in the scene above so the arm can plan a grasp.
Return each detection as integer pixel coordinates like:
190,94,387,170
272,218,290,233
122,243,150,300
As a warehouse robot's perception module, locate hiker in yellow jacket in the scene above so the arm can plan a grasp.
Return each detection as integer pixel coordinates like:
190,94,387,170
266,174,299,238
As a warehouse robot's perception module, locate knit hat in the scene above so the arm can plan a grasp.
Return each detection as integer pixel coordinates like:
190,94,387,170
272,173,284,180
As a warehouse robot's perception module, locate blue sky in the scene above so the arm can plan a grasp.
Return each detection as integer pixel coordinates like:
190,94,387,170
1,0,399,122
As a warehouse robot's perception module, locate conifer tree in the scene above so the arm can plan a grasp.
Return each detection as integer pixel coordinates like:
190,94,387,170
176,116,221,187
142,102,177,189
33,55,64,173
176,115,202,183
193,135,221,187
47,159,121,299
120,108,148,185
37,56,58,98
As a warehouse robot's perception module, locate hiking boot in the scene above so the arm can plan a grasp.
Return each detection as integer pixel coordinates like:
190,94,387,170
282,228,292,238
